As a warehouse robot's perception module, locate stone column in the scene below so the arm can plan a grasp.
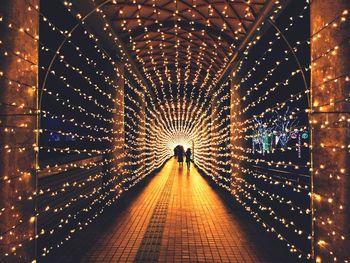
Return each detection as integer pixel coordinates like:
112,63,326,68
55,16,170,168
311,1,350,262
0,0,38,262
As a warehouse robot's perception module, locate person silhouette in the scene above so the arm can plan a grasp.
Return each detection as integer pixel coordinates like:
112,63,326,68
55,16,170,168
174,146,178,159
177,145,184,166
185,148,191,170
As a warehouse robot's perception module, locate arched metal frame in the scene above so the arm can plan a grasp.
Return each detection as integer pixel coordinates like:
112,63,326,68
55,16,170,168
102,0,267,89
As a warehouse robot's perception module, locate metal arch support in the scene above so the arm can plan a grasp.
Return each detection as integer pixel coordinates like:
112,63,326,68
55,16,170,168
41,0,155,115
266,18,310,107
212,1,276,92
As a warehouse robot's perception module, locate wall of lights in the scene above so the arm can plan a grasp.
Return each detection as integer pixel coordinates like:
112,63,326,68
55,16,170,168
124,82,147,186
227,1,312,261
207,82,231,186
36,0,129,258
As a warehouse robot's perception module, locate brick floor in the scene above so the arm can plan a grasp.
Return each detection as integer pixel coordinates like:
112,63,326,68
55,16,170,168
44,158,297,263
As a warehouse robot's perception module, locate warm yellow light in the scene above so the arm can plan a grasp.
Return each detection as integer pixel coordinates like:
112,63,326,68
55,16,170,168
317,240,326,246
314,194,322,201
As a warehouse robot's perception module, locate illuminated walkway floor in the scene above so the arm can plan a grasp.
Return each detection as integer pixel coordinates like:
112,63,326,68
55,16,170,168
46,158,296,263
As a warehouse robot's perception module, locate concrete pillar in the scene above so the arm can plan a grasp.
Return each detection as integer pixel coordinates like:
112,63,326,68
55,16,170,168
0,0,38,261
311,1,350,262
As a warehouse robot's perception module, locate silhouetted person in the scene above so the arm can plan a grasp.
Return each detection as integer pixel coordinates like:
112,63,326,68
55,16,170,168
177,146,184,166
185,148,191,170
174,147,178,159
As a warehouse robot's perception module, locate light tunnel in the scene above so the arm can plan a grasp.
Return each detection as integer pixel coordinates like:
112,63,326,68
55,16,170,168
0,0,349,262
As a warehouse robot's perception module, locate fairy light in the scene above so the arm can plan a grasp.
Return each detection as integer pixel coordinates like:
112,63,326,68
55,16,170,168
1,0,348,262
310,2,350,262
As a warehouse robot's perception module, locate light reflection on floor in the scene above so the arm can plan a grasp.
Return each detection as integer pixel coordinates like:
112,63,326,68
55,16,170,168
46,158,296,263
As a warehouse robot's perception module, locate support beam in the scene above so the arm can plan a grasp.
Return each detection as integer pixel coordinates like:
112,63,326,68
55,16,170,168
0,0,38,261
111,63,125,192
138,92,146,176
210,94,220,182
62,0,155,99
213,1,276,91
311,1,350,262
230,78,243,190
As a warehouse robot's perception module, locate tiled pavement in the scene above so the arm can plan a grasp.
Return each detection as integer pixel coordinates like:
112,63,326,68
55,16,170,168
45,158,297,262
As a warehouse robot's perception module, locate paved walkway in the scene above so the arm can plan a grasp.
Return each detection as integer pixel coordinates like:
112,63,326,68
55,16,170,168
45,158,295,262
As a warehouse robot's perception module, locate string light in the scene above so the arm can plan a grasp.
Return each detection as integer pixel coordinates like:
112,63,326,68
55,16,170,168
1,0,348,262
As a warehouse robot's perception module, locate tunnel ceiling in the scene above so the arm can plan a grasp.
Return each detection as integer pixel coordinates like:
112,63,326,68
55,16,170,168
99,0,270,91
